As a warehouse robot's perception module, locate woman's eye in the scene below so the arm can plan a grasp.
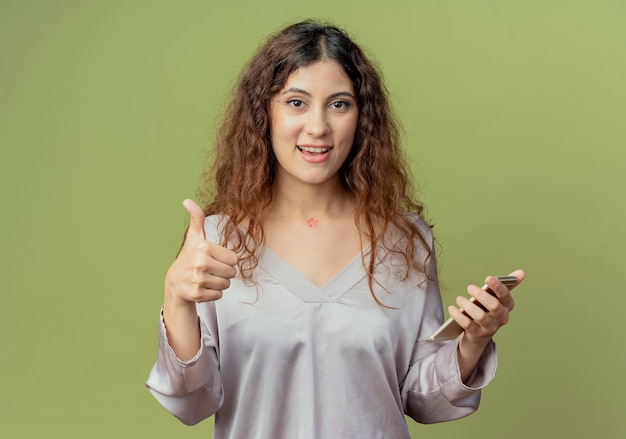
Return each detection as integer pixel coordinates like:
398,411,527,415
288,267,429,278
287,99,304,108
330,100,350,110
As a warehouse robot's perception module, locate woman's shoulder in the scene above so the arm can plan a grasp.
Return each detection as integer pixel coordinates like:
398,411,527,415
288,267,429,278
401,211,434,242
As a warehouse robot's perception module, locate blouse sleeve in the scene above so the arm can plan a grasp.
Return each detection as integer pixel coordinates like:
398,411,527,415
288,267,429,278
145,304,223,425
400,222,498,423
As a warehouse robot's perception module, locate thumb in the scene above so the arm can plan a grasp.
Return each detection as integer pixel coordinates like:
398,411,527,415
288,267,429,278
182,199,206,241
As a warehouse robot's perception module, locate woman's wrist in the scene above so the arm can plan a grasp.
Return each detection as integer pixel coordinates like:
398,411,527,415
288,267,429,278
457,334,491,383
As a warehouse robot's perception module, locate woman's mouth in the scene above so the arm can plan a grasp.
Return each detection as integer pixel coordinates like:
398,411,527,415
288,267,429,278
297,145,331,154
297,145,333,163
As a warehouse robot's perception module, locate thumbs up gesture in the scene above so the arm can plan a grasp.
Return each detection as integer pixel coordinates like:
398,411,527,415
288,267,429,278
164,199,239,306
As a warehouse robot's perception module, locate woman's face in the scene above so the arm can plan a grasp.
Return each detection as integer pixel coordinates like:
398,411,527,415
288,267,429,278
270,60,358,189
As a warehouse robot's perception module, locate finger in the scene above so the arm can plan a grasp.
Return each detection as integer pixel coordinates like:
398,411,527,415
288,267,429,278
484,277,513,302
183,199,206,241
455,295,506,334
467,284,501,313
196,274,232,293
507,269,526,289
188,287,224,303
189,241,238,279
486,270,525,292
209,242,239,267
456,293,490,323
485,272,522,310
189,268,233,299
448,305,474,330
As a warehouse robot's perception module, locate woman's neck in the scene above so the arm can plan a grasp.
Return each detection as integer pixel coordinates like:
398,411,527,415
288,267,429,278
268,176,355,223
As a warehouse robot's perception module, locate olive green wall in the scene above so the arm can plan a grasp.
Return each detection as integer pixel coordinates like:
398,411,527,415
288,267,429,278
1,1,624,437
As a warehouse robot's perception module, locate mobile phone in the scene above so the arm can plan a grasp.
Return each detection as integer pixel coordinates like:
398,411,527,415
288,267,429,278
428,276,519,343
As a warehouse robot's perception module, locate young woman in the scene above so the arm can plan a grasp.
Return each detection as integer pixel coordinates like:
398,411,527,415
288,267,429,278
146,20,525,439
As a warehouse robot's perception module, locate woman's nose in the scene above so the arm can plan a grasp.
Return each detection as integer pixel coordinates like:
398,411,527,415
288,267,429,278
304,108,329,137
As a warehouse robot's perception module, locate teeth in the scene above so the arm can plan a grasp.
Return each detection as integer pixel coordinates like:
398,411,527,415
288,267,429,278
299,146,330,153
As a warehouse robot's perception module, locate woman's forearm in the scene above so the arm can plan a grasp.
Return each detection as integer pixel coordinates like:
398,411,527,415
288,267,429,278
162,297,202,362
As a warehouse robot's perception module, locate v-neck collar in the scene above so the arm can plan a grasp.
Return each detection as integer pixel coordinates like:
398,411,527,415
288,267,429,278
257,244,371,303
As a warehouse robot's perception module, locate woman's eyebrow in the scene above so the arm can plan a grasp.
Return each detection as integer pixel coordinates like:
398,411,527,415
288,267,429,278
280,87,356,100
281,87,311,96
328,91,356,100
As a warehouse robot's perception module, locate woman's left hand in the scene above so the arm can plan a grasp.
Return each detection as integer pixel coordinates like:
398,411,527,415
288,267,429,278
449,269,526,344
450,269,526,382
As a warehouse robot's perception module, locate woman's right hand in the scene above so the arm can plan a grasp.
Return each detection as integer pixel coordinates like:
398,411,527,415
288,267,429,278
162,199,238,360
165,199,239,307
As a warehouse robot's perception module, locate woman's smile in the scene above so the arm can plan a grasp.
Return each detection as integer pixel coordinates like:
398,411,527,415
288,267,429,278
297,144,333,163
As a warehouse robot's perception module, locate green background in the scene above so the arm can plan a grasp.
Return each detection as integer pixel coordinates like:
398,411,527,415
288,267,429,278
1,0,624,437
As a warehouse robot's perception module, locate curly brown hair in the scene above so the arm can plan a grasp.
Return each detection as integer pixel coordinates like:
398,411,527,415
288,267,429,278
197,20,432,298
